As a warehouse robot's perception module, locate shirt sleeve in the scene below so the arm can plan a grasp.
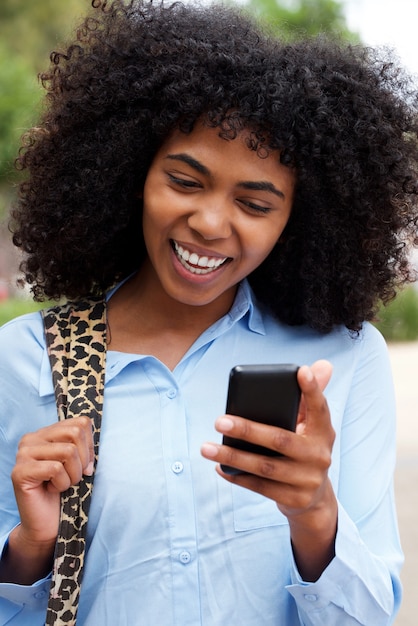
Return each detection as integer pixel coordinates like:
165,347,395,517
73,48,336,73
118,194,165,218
0,315,52,625
286,503,402,625
0,561,50,626
286,323,403,625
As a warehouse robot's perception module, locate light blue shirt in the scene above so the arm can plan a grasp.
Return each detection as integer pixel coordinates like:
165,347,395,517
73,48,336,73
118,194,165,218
0,281,403,625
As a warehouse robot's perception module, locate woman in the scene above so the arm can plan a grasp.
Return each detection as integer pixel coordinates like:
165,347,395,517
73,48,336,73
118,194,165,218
0,1,417,624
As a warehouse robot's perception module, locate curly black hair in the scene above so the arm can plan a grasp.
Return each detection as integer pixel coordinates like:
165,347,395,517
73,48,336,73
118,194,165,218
11,0,418,332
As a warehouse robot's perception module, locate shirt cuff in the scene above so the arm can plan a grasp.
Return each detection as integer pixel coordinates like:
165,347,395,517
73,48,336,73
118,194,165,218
285,503,397,624
0,529,51,610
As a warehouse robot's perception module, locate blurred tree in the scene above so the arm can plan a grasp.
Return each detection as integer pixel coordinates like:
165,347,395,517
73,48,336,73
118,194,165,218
243,0,359,41
0,43,41,182
0,0,89,185
0,0,89,72
0,0,358,187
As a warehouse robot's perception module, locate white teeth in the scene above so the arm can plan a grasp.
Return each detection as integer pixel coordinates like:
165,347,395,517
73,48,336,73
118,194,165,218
198,256,209,267
173,241,227,274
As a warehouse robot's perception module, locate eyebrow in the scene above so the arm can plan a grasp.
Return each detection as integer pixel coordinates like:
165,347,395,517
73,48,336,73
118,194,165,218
165,152,286,199
166,153,210,176
237,180,285,199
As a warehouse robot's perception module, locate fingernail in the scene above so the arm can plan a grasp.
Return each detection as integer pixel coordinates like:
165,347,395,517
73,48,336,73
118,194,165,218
216,416,234,432
201,443,220,458
84,461,94,476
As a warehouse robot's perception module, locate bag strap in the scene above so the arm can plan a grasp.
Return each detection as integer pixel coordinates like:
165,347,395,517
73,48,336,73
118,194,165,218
41,297,107,626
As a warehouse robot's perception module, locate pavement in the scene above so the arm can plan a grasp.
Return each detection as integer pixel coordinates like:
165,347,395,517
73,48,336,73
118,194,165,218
388,341,418,626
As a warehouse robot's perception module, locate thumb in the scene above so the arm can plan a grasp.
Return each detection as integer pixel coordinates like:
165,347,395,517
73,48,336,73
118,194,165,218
310,359,333,392
295,360,332,434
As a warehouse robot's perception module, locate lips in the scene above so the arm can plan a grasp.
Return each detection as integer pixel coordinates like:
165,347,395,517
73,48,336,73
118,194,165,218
171,240,230,275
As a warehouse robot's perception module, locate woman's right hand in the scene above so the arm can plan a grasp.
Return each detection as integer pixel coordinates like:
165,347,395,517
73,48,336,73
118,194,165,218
0,416,94,585
12,415,94,543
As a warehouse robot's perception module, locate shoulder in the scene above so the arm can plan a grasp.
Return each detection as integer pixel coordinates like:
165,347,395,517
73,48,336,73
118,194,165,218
0,310,47,380
0,310,57,446
259,308,388,368
346,321,390,366
0,309,46,345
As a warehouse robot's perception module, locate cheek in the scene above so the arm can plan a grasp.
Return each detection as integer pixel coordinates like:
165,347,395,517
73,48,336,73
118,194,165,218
142,196,168,234
143,183,183,231
141,201,165,255
142,175,167,226
245,222,286,264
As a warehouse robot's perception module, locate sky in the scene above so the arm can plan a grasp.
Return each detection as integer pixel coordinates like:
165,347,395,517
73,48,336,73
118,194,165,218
343,0,418,79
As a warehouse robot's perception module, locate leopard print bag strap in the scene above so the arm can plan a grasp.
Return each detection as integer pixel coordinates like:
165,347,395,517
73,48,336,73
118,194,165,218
41,297,107,626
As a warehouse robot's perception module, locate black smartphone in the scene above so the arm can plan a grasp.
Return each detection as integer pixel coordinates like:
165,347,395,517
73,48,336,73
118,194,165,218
220,364,301,475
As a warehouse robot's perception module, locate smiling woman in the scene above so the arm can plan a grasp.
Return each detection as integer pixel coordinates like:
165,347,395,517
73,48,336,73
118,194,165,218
9,2,418,332
133,123,294,319
0,1,418,625
105,124,295,364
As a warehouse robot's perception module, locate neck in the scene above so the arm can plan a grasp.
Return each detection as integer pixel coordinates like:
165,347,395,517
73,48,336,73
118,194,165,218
123,262,237,330
105,263,238,363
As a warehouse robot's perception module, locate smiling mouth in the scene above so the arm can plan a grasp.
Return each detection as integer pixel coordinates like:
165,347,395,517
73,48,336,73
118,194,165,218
171,240,230,275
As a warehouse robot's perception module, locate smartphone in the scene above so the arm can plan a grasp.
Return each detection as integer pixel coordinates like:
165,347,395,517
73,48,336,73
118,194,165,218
220,364,301,475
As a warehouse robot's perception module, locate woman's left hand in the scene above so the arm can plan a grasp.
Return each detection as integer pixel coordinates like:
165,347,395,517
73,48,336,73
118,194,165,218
201,360,338,581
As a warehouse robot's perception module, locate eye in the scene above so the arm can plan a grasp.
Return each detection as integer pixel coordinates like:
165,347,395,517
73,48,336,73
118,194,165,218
238,199,272,215
167,173,202,189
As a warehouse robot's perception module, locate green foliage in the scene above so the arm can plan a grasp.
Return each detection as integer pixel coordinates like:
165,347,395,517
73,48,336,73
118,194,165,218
0,186,14,217
0,43,42,182
0,0,359,186
0,0,89,72
374,287,418,342
243,0,359,41
0,0,89,185
0,297,45,327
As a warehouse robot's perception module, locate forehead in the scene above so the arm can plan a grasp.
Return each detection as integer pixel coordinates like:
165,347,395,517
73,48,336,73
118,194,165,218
161,120,272,153
153,123,295,185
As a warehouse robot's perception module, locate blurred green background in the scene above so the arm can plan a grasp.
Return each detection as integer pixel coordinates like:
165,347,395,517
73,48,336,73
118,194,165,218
0,0,417,339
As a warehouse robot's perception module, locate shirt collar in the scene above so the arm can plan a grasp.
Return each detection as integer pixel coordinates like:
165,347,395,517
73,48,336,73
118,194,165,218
227,280,266,335
39,278,266,396
106,274,266,334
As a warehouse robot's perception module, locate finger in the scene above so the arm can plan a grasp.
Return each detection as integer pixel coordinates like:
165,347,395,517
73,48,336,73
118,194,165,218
214,414,300,458
19,416,94,475
47,417,94,472
16,441,87,485
309,360,333,392
201,438,333,515
201,439,307,483
12,459,77,494
296,365,335,443
215,463,308,507
200,442,317,511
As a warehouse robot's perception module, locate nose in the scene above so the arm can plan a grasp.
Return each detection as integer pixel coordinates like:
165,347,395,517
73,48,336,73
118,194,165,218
187,199,233,241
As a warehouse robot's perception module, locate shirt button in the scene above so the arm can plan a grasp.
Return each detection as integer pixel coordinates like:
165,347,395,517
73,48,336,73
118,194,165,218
34,590,47,599
171,461,184,474
304,594,318,602
179,551,191,564
167,388,177,399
